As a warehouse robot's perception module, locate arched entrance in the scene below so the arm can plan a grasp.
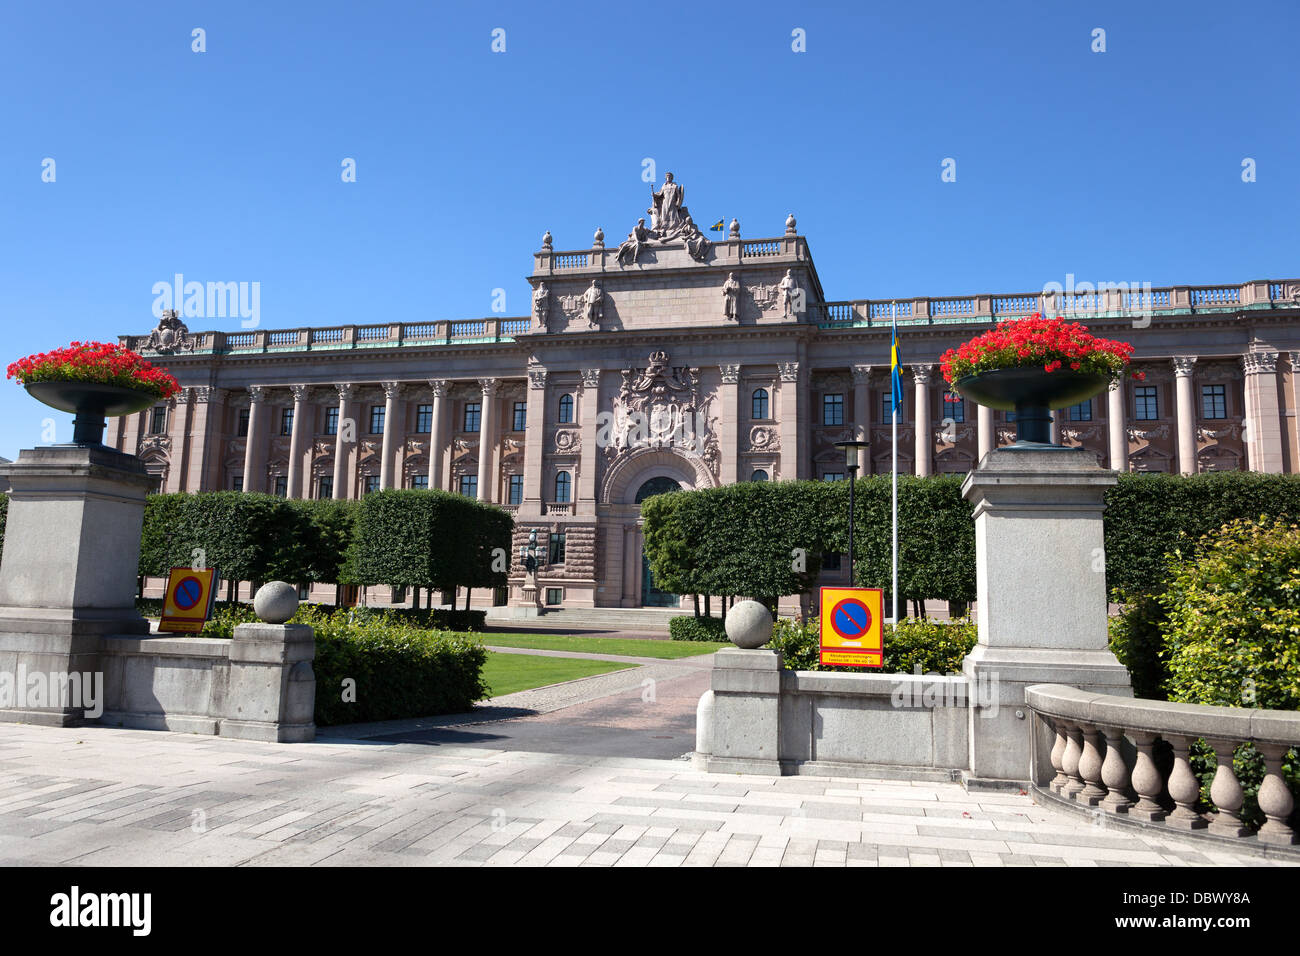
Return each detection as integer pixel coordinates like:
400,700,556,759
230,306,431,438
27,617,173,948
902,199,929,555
635,476,681,607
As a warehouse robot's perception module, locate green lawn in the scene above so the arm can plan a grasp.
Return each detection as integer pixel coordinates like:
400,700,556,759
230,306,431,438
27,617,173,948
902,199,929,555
476,632,729,659
480,652,635,699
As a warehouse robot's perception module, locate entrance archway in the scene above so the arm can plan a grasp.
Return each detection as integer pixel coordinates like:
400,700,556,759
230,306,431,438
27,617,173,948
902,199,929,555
635,476,681,607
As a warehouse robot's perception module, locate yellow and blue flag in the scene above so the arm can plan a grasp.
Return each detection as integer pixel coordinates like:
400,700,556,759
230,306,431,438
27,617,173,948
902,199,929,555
710,219,724,232
890,320,903,419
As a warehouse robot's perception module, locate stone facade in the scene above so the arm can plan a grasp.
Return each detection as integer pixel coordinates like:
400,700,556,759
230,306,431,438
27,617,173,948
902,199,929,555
116,178,1300,610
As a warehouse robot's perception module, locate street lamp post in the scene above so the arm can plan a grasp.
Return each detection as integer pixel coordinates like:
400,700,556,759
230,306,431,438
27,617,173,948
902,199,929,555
834,440,871,588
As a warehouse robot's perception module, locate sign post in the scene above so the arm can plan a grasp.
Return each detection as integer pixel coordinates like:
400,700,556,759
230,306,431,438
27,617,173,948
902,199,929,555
818,586,884,668
159,566,219,634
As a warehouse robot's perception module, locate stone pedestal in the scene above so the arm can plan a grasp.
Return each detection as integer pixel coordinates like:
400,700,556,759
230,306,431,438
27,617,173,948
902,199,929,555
221,622,316,742
960,446,1132,784
702,648,782,775
0,446,153,725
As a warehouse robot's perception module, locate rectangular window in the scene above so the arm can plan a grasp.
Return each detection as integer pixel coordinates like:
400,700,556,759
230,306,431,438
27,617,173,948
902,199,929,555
1068,400,1093,422
463,402,481,432
297,583,311,600
1201,384,1226,420
318,476,334,499
237,409,250,437
822,393,844,426
150,406,168,435
546,588,563,606
548,532,566,565
1135,386,1159,421
881,392,902,422
364,475,380,495
370,406,385,435
822,552,842,572
280,407,294,436
508,474,523,505
324,407,339,435
458,475,478,497
416,403,433,432
512,401,527,431
273,476,287,497
943,390,965,423
410,474,429,489
822,472,844,482
232,476,244,492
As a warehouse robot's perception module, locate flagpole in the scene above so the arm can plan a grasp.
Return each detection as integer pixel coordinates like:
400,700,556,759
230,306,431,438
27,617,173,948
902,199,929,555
891,317,899,626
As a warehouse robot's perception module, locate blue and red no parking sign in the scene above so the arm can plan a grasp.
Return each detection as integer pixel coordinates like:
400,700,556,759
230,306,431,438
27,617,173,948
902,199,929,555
819,587,884,668
160,566,219,634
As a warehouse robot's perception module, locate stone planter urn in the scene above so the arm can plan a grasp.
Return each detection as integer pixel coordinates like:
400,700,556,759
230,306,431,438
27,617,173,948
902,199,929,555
25,382,158,448
953,368,1109,445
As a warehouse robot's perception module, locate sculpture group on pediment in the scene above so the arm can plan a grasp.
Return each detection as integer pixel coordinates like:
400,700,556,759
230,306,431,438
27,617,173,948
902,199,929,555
615,172,711,265
146,309,195,354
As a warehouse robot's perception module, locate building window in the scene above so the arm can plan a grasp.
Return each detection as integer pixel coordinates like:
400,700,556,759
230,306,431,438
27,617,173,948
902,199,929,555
324,407,339,435
318,476,333,499
1135,386,1159,421
150,406,168,435
822,472,844,482
1068,400,1093,421
751,469,769,482
512,401,526,431
548,532,566,564
508,474,523,505
752,388,769,420
297,583,311,600
463,402,481,432
546,587,563,606
557,393,574,424
823,393,844,426
416,403,432,432
279,407,293,436
554,471,572,503
943,390,965,423
237,409,250,437
232,476,244,492
881,392,902,422
370,406,385,435
458,475,477,497
1201,384,1226,420
273,476,288,497
410,474,428,489
364,476,380,495
822,552,842,572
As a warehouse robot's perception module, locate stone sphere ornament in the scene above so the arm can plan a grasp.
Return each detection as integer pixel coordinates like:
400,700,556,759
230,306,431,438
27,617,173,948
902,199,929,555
725,600,773,649
254,581,299,624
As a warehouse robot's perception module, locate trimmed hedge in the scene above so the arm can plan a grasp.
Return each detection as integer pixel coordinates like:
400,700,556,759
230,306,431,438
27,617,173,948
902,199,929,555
768,617,976,673
669,616,728,642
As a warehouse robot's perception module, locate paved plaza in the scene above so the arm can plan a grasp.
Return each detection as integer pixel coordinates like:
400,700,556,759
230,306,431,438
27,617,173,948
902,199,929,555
0,649,1287,867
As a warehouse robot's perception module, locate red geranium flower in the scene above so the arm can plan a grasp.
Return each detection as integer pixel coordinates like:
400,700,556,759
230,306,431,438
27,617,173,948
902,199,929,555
938,314,1142,386
7,342,180,399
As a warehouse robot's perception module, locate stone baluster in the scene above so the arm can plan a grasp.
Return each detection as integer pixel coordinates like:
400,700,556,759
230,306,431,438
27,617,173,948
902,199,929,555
1048,718,1068,793
1128,731,1166,822
1077,725,1107,806
1255,742,1297,845
1060,723,1085,800
1098,727,1132,814
1164,735,1209,830
1205,739,1251,837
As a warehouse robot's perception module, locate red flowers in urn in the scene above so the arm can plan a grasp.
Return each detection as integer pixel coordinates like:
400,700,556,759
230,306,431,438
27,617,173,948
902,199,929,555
7,342,181,447
940,315,1144,445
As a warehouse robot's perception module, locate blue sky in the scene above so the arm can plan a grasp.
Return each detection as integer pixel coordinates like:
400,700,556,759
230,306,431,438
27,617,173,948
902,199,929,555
1,0,1296,458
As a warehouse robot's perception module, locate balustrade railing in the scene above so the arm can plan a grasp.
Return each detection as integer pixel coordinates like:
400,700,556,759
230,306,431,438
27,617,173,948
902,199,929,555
1026,685,1298,850
356,325,391,342
500,318,530,336
450,320,486,337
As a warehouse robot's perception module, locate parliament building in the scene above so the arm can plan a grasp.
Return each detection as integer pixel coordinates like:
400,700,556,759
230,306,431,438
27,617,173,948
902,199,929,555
116,175,1300,610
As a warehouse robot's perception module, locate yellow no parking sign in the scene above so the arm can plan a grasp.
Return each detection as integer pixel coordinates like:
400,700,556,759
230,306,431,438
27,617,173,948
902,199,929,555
819,586,884,668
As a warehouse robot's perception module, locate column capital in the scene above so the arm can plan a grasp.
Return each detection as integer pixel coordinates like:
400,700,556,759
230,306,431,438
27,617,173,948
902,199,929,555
428,378,449,398
248,385,268,404
911,365,933,385
851,364,873,384
1109,378,1123,392
778,361,799,383
528,367,548,390
190,386,219,404
1172,356,1198,377
580,368,602,389
289,384,310,403
720,364,741,384
335,383,355,402
382,381,403,400
1288,350,1300,369
1241,351,1279,375
478,377,499,397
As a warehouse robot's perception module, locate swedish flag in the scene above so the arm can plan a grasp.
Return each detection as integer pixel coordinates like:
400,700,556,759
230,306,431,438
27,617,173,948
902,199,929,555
890,321,903,419
710,219,724,232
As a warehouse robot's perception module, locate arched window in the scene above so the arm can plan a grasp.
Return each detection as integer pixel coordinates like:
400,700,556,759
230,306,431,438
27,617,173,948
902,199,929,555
554,471,572,503
752,388,769,420
750,469,769,482
634,476,681,503
558,393,574,423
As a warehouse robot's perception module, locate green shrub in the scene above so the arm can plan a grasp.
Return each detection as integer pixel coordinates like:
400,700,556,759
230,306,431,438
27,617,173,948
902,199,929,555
769,617,976,673
1107,593,1169,700
669,616,728,642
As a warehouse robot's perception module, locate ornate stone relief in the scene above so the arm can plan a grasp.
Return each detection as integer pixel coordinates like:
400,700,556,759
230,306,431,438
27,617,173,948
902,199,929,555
719,364,740,384
749,283,781,314
602,350,719,476
746,425,781,454
145,309,195,354
1127,424,1170,442
1242,351,1279,375
554,429,581,454
527,367,547,390
778,362,799,383
1197,423,1243,442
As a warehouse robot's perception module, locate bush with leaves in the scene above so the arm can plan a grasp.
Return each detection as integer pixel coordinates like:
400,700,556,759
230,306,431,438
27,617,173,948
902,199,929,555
768,616,976,674
668,616,728,642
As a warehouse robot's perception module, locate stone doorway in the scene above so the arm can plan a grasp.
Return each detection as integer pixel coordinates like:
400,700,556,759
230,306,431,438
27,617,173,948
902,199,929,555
635,476,681,608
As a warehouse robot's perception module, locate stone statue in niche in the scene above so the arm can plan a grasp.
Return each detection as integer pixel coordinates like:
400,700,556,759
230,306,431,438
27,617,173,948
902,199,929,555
582,279,603,328
779,269,801,317
722,273,741,319
532,282,550,330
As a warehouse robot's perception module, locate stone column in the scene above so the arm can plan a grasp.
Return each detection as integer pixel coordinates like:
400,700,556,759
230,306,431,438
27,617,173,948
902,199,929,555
913,366,932,476
1107,379,1127,471
852,365,872,472
1048,410,1061,446
242,386,267,493
427,380,448,491
719,365,741,484
578,369,600,513
1290,352,1300,471
379,382,401,489
476,378,498,502
105,414,124,452
185,387,217,492
523,368,547,510
1242,351,1283,473
977,404,994,463
777,362,800,480
961,448,1132,783
332,384,354,499
162,392,191,492
285,385,309,498
1173,356,1198,475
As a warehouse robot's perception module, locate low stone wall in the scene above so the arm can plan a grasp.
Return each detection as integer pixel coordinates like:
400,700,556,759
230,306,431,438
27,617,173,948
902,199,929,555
99,634,231,735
